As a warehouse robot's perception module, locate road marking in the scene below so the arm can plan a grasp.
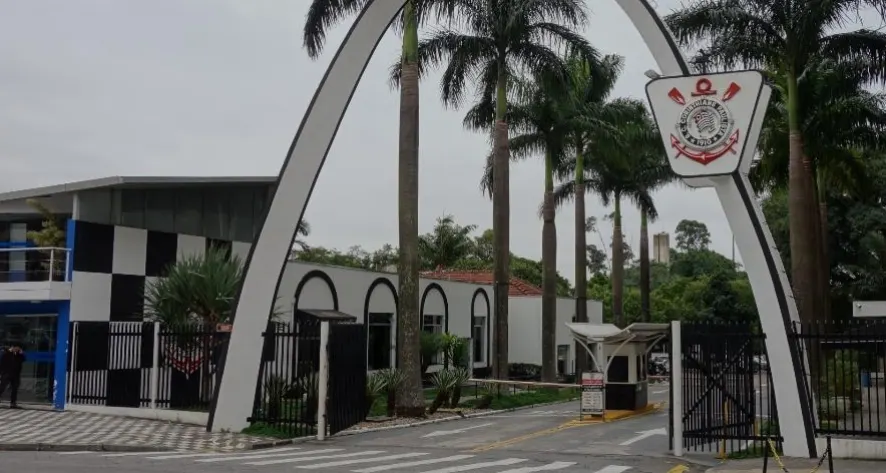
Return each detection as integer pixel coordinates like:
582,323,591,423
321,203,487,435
653,390,669,394
295,452,428,468
667,465,689,473
619,428,668,446
470,421,581,451
56,452,96,455
417,458,527,472
423,422,495,438
498,461,578,472
198,448,342,462
353,454,476,472
148,448,302,460
593,466,632,473
244,450,383,466
102,451,183,457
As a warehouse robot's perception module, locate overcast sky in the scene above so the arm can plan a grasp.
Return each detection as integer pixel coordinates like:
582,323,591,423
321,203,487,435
0,0,772,282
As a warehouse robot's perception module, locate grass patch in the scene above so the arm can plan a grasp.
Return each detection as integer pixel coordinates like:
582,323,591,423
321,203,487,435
461,387,579,410
242,422,315,439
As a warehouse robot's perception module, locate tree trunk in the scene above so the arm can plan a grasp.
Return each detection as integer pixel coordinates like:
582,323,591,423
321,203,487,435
786,75,820,325
541,151,557,383
639,208,650,322
492,66,511,381
611,195,624,327
815,170,831,322
394,4,424,418
573,147,589,376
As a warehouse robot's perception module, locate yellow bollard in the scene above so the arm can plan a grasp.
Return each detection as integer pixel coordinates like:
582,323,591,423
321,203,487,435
717,401,729,459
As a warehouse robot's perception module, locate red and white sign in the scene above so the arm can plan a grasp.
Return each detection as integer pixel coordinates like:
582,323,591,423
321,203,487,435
646,71,770,178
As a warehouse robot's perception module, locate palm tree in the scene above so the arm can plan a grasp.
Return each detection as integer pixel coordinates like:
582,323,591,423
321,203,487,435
634,153,675,322
472,71,574,382
304,0,453,416
665,0,886,324
554,99,660,327
419,215,479,269
752,56,886,321
418,0,598,380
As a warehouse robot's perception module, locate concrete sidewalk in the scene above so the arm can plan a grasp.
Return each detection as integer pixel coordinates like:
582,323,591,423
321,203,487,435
706,457,884,473
0,407,280,452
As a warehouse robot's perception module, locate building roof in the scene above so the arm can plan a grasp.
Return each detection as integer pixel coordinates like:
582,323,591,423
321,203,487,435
0,175,277,203
419,269,543,297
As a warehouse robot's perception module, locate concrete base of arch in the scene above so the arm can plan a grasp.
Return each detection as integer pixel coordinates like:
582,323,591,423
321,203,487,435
205,0,816,458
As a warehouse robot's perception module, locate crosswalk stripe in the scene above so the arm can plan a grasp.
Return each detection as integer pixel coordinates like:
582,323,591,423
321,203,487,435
102,451,183,457
196,449,341,462
56,452,95,455
353,454,476,473
245,450,385,466
593,466,632,473
295,452,428,469
148,448,302,460
416,458,527,473
497,461,578,472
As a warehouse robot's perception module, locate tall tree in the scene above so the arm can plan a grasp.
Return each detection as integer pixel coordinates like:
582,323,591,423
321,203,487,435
675,220,712,252
752,56,886,321
635,157,674,322
304,0,447,416
472,71,574,382
420,0,598,379
554,99,659,327
665,0,886,324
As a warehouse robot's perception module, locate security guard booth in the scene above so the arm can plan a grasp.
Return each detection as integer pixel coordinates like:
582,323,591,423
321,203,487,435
566,322,668,411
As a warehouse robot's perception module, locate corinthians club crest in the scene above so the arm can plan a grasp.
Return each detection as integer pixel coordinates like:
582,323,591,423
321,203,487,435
666,78,741,165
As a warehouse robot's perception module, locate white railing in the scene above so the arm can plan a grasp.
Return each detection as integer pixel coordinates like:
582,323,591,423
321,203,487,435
0,247,72,283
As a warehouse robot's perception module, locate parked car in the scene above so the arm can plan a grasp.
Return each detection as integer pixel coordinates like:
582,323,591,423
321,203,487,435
753,355,769,371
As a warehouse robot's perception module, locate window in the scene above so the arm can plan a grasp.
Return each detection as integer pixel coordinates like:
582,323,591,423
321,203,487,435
472,316,486,363
557,345,570,375
367,313,393,371
422,314,443,364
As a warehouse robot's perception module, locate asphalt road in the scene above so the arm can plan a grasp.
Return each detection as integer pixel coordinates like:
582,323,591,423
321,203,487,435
0,386,689,473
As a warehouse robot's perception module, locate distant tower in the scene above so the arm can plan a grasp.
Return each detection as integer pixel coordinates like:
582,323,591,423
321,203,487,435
653,232,670,264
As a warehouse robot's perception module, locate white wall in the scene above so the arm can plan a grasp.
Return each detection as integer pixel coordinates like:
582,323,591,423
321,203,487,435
276,262,495,370
507,296,604,373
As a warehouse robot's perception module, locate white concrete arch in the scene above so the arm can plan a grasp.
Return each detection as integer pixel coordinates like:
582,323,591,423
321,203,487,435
208,0,815,458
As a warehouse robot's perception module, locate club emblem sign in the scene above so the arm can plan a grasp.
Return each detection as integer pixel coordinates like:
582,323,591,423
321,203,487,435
646,71,769,178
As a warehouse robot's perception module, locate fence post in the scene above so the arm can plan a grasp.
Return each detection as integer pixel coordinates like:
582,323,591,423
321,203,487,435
317,320,330,441
48,249,55,282
150,322,160,410
671,320,683,457
67,321,78,405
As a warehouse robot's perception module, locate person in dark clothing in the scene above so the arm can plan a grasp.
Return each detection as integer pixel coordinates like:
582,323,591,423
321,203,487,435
0,343,26,408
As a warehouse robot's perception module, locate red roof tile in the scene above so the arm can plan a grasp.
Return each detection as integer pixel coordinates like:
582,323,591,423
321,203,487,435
419,269,543,297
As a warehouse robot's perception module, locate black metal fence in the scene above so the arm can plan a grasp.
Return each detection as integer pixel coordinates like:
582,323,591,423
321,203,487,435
679,322,780,456
67,321,227,411
249,320,321,439
790,319,886,438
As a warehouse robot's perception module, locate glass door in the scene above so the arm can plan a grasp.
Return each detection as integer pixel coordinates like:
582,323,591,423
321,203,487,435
0,314,57,404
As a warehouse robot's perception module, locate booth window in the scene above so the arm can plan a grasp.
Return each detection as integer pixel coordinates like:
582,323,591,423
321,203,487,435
607,356,629,383
367,313,393,370
636,354,647,381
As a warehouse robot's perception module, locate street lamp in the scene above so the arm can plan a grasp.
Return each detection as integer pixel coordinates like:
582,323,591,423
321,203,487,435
644,69,661,79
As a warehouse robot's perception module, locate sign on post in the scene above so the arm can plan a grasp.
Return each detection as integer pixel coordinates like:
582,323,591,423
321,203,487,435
580,371,604,419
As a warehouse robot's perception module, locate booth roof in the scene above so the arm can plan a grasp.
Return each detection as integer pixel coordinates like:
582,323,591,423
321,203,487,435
565,322,669,344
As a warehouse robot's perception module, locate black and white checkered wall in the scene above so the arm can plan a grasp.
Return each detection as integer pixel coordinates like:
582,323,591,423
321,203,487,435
69,220,252,322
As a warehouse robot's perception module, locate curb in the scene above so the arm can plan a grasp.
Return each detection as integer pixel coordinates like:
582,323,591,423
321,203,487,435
333,398,581,437
0,443,171,452
248,435,318,450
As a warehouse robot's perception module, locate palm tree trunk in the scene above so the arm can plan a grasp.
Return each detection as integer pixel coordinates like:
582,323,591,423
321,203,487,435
395,2,424,417
815,169,830,322
491,64,511,381
611,194,624,327
541,151,557,382
639,207,650,322
786,75,820,325
573,146,589,376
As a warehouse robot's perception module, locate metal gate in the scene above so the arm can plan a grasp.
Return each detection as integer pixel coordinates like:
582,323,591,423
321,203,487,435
674,323,781,455
327,323,368,435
